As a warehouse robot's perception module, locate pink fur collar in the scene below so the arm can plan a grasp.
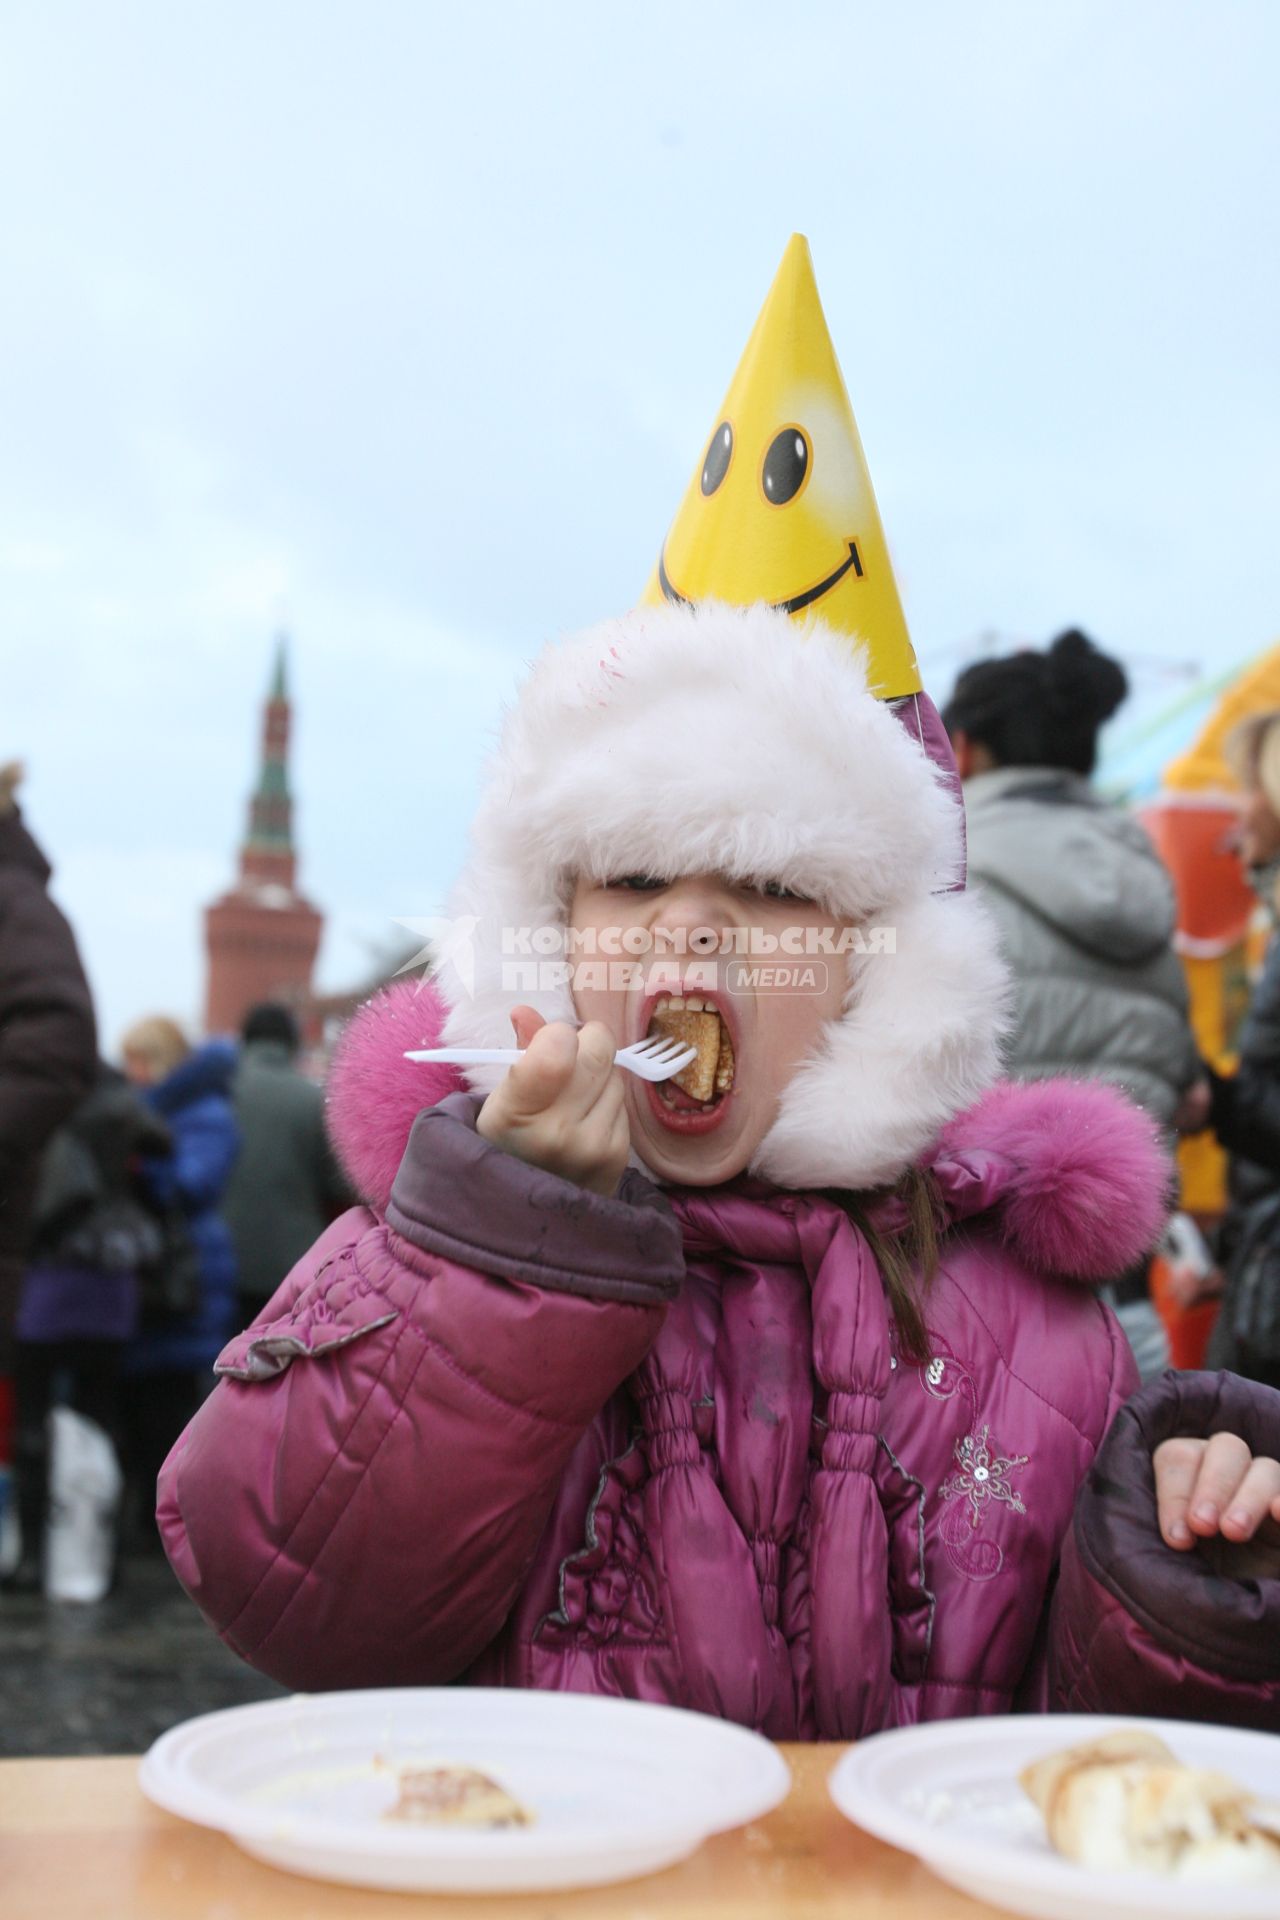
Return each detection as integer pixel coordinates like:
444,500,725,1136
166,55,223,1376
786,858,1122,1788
326,980,1167,1283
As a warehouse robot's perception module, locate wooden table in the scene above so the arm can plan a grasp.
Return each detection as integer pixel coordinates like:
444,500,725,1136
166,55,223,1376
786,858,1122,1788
0,1745,1008,1919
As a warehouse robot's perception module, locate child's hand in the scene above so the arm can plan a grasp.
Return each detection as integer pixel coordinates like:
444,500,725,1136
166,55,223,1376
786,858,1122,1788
1153,1433,1280,1580
475,1005,630,1199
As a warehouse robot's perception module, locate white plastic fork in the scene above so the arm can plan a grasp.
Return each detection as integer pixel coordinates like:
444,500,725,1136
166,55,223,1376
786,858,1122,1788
403,1035,699,1083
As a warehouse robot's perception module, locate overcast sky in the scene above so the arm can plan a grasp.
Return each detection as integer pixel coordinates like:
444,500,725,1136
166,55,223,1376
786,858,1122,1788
4,1,1277,1046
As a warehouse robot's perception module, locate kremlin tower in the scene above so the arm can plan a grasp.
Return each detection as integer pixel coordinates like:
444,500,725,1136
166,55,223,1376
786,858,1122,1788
203,639,324,1036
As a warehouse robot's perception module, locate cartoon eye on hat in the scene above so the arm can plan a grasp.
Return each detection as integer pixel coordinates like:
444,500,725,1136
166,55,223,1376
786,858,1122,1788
762,427,809,506
701,422,733,496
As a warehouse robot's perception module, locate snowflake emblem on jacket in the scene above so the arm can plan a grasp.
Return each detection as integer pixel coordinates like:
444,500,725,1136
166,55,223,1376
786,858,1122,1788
940,1424,1028,1524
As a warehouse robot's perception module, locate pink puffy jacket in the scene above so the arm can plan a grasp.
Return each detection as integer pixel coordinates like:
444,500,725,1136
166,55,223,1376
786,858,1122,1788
159,987,1280,1735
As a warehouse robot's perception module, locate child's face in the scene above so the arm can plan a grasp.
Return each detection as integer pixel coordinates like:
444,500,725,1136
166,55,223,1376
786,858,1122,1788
568,872,851,1186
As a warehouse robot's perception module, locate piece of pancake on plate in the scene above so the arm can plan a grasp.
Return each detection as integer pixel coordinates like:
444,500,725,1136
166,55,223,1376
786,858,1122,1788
1019,1728,1175,1818
1020,1728,1280,1882
382,1763,532,1829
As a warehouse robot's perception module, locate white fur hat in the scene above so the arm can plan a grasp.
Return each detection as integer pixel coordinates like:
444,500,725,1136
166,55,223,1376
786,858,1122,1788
434,599,1010,1191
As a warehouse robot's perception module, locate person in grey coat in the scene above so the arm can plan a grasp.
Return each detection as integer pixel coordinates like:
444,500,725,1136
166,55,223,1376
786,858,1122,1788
220,1004,354,1328
943,630,1198,1377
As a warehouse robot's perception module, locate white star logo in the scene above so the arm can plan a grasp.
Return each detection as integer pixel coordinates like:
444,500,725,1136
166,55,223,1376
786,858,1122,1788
392,914,479,1000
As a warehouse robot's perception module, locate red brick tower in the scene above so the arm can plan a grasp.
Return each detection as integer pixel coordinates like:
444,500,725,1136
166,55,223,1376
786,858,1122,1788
203,639,324,1035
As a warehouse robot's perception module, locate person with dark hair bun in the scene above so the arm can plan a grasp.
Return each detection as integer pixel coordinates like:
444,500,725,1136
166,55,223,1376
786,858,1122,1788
944,628,1129,778
943,629,1199,1380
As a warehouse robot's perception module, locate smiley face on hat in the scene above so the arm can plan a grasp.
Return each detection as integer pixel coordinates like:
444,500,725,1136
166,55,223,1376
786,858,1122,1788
640,234,922,702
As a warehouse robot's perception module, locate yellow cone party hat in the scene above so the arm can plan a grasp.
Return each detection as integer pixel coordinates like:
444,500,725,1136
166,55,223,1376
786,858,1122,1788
641,234,921,700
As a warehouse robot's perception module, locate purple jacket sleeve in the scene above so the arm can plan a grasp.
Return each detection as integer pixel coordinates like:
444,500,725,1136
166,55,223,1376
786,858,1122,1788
1051,1369,1280,1730
157,1095,684,1691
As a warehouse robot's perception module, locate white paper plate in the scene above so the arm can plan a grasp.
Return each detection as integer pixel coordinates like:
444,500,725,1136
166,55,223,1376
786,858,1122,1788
829,1714,1280,1920
138,1686,791,1892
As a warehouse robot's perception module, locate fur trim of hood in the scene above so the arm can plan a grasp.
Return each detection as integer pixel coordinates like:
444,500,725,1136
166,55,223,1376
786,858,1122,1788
431,599,1011,1190
326,979,1168,1283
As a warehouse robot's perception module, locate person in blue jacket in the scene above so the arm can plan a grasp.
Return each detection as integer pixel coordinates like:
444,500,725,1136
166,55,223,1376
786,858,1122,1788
119,1016,239,1543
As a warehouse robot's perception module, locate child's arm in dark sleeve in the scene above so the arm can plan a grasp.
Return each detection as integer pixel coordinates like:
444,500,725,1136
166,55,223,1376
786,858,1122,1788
1050,1369,1280,1729
157,1094,683,1692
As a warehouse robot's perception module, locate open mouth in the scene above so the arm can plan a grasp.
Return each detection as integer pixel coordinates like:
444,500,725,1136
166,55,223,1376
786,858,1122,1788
645,992,736,1125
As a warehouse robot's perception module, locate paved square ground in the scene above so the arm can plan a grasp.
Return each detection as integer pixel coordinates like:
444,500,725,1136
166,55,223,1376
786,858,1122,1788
0,1550,286,1757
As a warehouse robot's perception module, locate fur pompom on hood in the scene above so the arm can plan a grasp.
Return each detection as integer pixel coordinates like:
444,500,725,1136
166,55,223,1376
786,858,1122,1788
433,599,1011,1190
327,981,1167,1289
929,1077,1171,1281
326,981,464,1213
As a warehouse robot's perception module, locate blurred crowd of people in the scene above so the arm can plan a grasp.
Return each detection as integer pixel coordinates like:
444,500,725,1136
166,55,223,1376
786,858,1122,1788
0,763,351,1598
5,625,1280,1599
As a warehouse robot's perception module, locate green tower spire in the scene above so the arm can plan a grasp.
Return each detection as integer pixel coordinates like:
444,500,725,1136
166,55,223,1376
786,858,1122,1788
248,636,293,852
269,631,288,704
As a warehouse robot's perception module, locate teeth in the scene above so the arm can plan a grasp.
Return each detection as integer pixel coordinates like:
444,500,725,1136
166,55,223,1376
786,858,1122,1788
658,1081,722,1114
684,995,705,1012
